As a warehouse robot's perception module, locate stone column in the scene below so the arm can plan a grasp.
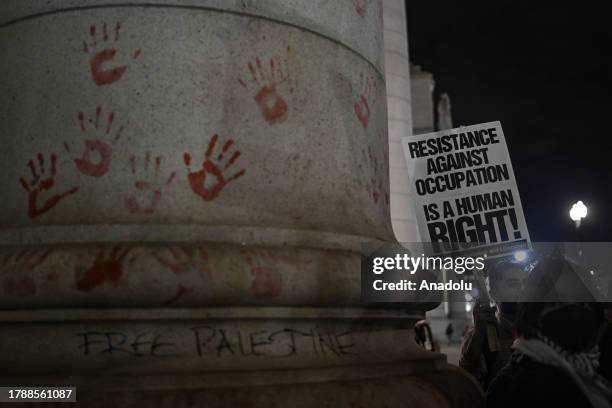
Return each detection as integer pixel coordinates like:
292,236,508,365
382,0,419,242
0,1,481,406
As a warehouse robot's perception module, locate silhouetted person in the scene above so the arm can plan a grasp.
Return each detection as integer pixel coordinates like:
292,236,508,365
414,321,427,348
459,261,527,389
601,308,612,383
445,323,454,345
487,256,612,408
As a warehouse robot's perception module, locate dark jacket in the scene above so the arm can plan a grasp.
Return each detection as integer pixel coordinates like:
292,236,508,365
601,323,612,383
487,354,593,408
459,314,514,389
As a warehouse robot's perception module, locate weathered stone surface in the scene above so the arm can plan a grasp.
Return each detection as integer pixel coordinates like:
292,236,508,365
0,1,481,406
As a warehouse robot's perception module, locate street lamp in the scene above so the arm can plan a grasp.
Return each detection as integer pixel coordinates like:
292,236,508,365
569,200,587,228
513,250,528,263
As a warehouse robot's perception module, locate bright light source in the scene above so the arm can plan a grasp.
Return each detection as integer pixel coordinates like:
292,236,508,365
513,250,528,262
569,201,588,222
590,270,595,275
465,303,472,313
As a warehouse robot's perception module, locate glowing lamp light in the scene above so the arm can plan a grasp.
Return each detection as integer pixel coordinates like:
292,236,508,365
513,250,528,263
569,201,588,227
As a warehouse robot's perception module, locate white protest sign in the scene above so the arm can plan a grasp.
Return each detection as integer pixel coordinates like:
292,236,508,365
401,121,530,258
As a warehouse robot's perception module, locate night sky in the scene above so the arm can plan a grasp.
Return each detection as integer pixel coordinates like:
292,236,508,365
406,1,612,241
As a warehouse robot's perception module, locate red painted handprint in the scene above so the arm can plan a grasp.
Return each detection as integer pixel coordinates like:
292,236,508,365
64,106,126,178
360,131,389,205
353,0,368,17
19,153,79,219
354,71,378,129
242,249,312,299
83,22,141,86
152,246,211,279
184,134,246,201
243,250,282,299
75,247,132,292
238,55,295,125
1,248,53,296
124,153,176,214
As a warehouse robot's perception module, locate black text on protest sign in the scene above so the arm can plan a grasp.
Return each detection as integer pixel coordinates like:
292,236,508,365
402,122,530,256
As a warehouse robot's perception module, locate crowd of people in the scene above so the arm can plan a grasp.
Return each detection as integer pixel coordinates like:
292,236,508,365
421,254,612,407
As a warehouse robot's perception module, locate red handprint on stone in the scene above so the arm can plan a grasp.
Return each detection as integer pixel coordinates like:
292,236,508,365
238,55,295,125
124,153,176,214
64,106,126,178
75,246,132,292
152,246,211,279
353,0,368,17
242,250,283,299
19,153,79,219
184,134,246,201
360,131,390,205
354,71,378,129
0,248,53,296
83,22,141,86
241,249,312,300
